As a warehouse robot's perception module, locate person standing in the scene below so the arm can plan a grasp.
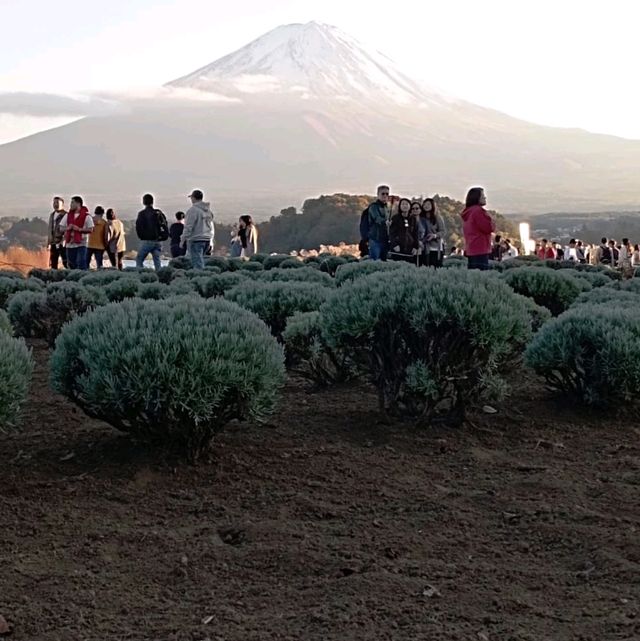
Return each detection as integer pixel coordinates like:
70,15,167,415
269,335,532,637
229,223,242,258
87,206,108,269
491,235,504,262
169,212,187,258
536,239,555,260
239,215,258,258
596,237,611,266
367,185,391,261
183,189,214,270
62,196,94,270
389,198,418,263
422,198,446,268
608,239,620,268
106,208,126,270
47,196,68,269
461,187,495,270
135,193,168,271
619,238,634,279
632,244,640,268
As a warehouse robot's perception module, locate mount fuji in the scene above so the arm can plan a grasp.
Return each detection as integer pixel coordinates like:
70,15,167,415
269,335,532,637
1,21,639,218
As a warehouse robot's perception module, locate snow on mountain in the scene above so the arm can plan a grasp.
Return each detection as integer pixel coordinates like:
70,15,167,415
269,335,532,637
168,21,449,107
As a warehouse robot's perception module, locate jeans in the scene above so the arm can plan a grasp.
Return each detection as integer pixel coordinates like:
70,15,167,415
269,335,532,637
189,240,210,270
136,241,162,271
49,244,67,269
67,246,88,270
87,248,104,269
467,254,490,271
369,239,388,261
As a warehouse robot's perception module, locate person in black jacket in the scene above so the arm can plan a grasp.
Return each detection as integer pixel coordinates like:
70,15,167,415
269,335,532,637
135,193,167,270
389,198,418,263
169,211,186,258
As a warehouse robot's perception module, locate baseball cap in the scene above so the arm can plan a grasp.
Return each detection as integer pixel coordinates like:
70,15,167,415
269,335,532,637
188,189,203,200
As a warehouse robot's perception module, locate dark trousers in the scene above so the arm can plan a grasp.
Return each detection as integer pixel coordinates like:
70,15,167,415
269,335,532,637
170,244,186,258
87,248,104,269
107,250,125,270
49,244,67,269
467,254,490,271
426,251,443,268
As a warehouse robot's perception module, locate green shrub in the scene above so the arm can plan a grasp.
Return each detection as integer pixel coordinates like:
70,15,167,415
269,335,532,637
7,290,47,338
279,257,305,269
0,309,12,335
227,257,246,272
51,298,285,460
573,288,640,309
249,253,268,264
334,261,408,286
320,269,532,423
237,261,264,272
166,278,199,297
191,272,247,298
512,294,552,332
0,333,33,430
105,278,141,302
34,283,107,345
80,271,127,287
320,256,348,276
612,278,640,294
525,307,640,406
226,280,330,338
204,256,230,272
283,312,355,386
28,268,69,283
262,254,291,270
157,266,176,284
138,282,169,300
0,269,24,280
442,256,467,269
303,256,321,265
64,270,87,282
255,267,335,288
502,267,585,316
0,276,43,309
168,256,192,270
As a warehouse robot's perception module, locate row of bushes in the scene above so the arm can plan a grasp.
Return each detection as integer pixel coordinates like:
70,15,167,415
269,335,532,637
3,259,640,460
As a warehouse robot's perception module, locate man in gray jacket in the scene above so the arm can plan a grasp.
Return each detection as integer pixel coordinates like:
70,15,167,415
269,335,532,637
183,189,215,269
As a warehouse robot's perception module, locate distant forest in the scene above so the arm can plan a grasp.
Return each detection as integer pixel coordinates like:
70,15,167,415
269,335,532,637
0,193,518,255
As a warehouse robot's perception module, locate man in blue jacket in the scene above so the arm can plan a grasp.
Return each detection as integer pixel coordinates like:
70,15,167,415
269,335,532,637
367,185,391,261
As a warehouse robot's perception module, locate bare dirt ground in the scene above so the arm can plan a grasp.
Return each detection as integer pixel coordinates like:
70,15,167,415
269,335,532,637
1,341,639,641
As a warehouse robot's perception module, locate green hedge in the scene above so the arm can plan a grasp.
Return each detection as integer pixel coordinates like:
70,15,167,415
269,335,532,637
334,261,409,286
321,269,532,422
0,332,33,429
50,298,285,460
226,280,330,338
0,309,12,336
255,267,335,288
526,306,640,406
0,276,44,309
502,267,585,316
282,311,355,386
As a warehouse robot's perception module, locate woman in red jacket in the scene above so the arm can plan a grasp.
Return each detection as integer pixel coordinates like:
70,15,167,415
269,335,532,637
461,187,495,270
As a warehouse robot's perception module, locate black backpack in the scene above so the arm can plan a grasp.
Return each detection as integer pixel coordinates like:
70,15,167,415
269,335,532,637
155,209,169,241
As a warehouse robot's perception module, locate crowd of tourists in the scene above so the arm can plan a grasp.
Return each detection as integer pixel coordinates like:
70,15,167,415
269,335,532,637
360,185,638,277
46,190,259,271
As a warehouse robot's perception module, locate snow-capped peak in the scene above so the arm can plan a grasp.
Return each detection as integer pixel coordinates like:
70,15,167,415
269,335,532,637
168,21,447,106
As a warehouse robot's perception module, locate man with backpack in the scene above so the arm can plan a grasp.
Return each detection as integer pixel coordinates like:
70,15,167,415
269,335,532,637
135,193,168,271
183,189,214,270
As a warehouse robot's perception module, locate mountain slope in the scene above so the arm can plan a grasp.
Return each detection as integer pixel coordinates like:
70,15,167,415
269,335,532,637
1,21,639,218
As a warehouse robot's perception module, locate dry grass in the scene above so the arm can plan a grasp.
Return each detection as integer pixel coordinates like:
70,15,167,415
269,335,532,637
0,247,49,276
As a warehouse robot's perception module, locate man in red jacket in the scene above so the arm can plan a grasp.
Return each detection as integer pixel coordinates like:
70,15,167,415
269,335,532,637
62,195,94,270
461,187,495,270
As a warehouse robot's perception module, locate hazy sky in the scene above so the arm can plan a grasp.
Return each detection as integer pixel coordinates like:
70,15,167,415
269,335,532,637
1,0,638,143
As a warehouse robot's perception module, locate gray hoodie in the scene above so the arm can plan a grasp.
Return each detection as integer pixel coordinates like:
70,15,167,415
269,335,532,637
183,201,215,244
